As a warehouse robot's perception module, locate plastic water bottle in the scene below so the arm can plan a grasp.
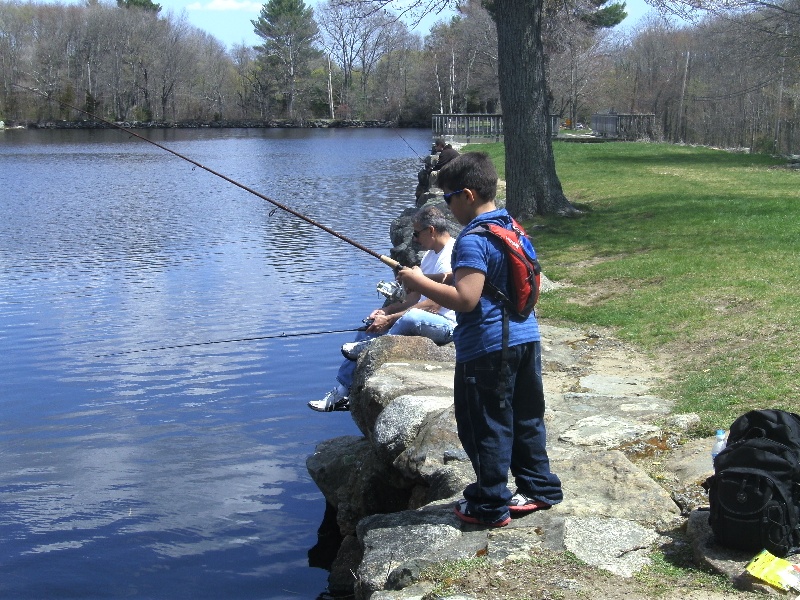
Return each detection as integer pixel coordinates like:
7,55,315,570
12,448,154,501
711,429,727,464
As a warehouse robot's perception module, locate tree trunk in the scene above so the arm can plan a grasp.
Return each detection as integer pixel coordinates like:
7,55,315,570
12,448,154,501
494,0,578,217
327,54,334,119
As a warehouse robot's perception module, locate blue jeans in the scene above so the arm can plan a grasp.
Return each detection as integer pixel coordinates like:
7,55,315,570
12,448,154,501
454,341,562,522
336,308,455,390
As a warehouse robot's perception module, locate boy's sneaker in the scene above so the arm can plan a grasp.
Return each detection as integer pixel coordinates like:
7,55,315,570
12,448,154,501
308,386,350,412
507,492,551,514
341,340,371,361
453,499,510,528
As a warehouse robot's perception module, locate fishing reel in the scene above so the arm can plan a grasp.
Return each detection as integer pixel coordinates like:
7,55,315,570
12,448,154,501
376,280,406,304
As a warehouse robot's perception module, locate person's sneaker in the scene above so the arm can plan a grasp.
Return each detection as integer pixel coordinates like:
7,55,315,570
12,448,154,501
308,386,350,412
507,492,551,514
341,340,371,361
453,499,511,528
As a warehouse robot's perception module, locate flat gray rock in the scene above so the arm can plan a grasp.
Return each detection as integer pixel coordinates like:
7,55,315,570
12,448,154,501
563,517,659,577
553,450,680,526
558,415,661,448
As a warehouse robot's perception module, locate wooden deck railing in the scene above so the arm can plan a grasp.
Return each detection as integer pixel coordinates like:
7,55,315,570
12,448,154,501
432,114,560,141
432,114,504,142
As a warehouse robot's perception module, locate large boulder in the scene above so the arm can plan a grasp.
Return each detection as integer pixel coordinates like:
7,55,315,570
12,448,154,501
306,436,413,536
686,509,777,594
348,335,455,440
393,404,474,507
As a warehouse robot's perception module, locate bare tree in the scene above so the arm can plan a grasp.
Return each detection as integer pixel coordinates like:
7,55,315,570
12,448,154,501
423,3,498,113
602,17,690,139
150,14,194,120
366,22,422,120
0,2,32,119
683,10,799,152
590,2,800,153
458,1,499,112
2,1,244,124
318,1,402,117
318,1,359,114
425,23,459,112
231,43,274,118
354,9,398,108
185,31,234,120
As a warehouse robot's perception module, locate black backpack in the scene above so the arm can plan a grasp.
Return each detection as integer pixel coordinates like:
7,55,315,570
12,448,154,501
703,409,800,556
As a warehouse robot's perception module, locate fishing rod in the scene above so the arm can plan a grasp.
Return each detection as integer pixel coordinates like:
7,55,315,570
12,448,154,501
391,128,424,160
95,326,367,357
14,83,401,271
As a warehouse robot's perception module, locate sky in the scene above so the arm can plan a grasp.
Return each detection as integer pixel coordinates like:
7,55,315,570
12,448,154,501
159,0,458,50
147,0,658,51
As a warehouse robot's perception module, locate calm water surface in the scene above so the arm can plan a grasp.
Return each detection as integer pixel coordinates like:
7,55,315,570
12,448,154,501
0,127,432,599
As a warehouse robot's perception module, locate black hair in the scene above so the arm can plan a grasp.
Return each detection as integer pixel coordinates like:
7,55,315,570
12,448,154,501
436,152,497,201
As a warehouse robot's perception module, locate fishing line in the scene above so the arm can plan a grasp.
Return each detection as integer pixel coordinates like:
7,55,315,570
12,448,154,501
14,83,401,271
95,326,367,357
392,128,425,160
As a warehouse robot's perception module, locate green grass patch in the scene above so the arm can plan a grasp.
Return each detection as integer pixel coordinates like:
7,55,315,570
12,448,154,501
464,141,800,432
637,550,739,595
419,556,491,597
418,546,743,599
463,142,506,180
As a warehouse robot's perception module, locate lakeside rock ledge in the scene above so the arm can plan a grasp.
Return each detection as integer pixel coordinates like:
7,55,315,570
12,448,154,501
306,319,773,599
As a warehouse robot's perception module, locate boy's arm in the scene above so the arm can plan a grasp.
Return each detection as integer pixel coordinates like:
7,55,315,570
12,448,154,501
397,266,484,313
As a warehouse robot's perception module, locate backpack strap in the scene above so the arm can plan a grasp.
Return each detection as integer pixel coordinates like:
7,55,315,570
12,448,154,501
460,222,516,406
462,223,515,312
497,303,511,407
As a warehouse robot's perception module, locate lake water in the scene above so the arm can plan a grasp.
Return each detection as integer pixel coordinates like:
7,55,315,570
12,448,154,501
0,127,432,599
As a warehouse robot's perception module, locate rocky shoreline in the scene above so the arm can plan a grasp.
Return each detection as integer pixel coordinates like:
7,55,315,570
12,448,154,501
11,118,420,130
306,299,780,598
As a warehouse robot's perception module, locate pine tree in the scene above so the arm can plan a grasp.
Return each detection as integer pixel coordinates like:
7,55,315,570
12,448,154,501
116,0,161,14
252,0,320,119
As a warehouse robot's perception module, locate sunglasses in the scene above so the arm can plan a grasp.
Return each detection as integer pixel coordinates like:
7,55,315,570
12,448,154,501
412,227,428,239
443,189,464,205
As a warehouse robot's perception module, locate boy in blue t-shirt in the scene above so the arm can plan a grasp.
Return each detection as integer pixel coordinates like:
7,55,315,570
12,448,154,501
397,152,562,527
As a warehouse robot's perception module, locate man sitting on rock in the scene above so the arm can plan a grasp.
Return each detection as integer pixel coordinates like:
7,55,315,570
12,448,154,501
431,138,459,172
308,205,457,412
415,139,460,202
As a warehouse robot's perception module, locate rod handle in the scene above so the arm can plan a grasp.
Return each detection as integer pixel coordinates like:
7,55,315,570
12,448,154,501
379,255,401,272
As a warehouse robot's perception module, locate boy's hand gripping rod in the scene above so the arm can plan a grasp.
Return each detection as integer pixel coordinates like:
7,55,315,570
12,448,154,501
15,84,402,272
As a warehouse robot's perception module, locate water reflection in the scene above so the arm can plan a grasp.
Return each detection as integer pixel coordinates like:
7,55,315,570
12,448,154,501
0,127,433,598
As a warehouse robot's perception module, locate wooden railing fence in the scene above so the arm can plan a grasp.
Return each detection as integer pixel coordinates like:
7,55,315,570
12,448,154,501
432,114,561,141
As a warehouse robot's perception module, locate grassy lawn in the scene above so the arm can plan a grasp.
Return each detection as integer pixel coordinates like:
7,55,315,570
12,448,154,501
466,141,800,433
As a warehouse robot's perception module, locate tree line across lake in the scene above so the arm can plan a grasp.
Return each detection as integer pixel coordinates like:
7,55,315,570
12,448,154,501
1,0,798,154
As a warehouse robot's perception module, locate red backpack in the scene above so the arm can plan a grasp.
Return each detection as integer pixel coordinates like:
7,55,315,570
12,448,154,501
463,218,541,318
